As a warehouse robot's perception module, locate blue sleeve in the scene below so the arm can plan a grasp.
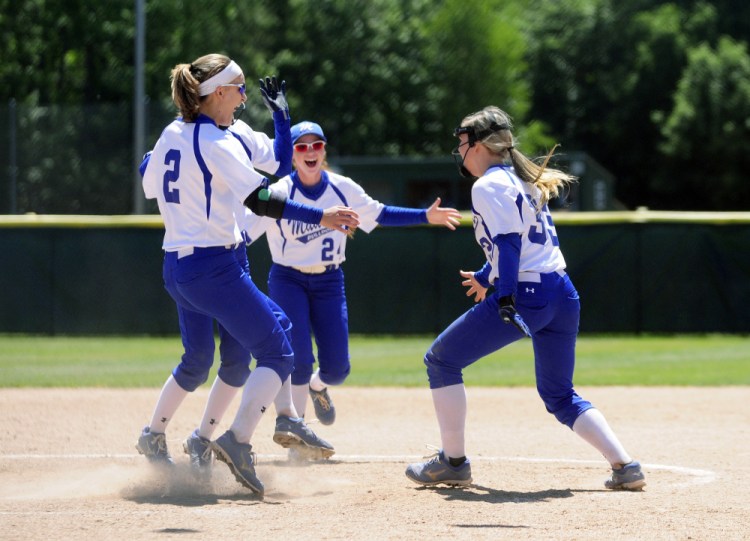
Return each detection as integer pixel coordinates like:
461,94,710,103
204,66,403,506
272,110,292,177
375,206,428,227
138,151,152,178
281,198,323,224
474,261,492,288
493,233,522,297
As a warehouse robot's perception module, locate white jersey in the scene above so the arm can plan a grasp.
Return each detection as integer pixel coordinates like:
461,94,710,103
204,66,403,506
243,170,385,267
471,164,566,283
142,117,268,251
226,119,282,177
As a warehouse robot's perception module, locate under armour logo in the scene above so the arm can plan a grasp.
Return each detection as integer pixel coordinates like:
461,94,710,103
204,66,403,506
209,418,216,425
260,406,267,414
526,287,535,293
160,417,167,423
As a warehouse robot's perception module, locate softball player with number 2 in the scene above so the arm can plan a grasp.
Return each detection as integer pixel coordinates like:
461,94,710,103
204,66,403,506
405,106,646,491
137,54,359,497
243,121,462,453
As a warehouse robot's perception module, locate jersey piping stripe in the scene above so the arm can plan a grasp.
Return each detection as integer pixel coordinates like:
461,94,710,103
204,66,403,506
276,218,288,255
327,174,348,206
230,131,254,162
193,123,213,220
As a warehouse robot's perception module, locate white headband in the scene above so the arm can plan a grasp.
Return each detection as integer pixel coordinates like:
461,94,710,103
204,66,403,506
197,61,243,96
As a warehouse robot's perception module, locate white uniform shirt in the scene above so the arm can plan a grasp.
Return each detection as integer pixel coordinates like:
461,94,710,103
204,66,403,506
226,119,281,177
243,170,384,267
471,164,566,283
142,117,269,251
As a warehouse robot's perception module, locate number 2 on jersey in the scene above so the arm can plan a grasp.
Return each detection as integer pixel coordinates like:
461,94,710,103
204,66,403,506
321,237,334,261
163,149,181,204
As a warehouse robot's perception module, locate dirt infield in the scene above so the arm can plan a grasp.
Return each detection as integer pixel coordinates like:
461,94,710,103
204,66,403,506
1,386,748,540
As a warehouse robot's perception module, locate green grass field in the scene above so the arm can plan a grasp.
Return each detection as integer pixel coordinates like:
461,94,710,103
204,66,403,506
0,334,747,387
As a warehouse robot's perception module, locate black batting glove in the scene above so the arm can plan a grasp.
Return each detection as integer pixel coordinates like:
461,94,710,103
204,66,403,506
259,76,289,119
498,295,532,338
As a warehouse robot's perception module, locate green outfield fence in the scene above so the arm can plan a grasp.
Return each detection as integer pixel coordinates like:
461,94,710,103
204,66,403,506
1,210,749,335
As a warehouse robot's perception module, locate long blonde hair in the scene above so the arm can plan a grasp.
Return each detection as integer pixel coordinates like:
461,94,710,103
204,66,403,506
170,54,231,122
459,106,576,211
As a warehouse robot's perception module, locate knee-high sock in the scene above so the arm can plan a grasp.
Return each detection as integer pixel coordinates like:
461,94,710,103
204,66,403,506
198,376,241,440
309,368,327,392
229,367,283,443
273,376,299,418
431,384,467,459
291,383,310,418
572,408,632,467
148,374,189,434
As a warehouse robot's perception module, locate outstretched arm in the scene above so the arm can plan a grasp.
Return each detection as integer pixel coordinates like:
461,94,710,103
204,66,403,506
425,197,463,230
376,198,462,230
244,184,359,233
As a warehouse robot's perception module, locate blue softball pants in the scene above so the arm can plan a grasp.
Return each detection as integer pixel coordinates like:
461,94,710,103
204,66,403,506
162,246,294,391
267,263,351,387
425,271,593,428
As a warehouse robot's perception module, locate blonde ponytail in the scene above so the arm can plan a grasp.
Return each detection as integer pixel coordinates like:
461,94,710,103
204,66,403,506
459,106,576,212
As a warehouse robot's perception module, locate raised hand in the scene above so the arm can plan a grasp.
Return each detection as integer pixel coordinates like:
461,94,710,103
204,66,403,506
425,197,462,230
259,76,289,118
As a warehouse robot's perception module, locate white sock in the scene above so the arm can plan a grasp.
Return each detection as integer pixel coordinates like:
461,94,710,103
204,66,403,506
229,367,283,443
148,375,189,433
572,408,632,467
273,376,299,418
197,376,241,440
309,369,327,392
431,384,467,460
292,383,310,418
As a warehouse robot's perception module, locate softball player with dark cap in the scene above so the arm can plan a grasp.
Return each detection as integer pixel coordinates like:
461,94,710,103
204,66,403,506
405,106,646,491
243,120,462,451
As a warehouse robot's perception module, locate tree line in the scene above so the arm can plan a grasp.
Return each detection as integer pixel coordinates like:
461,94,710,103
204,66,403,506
1,0,749,212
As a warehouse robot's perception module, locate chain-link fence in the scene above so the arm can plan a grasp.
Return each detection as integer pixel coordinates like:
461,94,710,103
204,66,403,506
2,99,177,214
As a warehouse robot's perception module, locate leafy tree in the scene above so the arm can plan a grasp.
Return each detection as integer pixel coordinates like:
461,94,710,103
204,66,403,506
655,37,750,209
523,0,749,209
0,0,134,105
2,0,750,212
420,0,548,155
247,0,441,156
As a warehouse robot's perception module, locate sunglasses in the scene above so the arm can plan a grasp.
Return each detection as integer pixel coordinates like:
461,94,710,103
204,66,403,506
221,83,246,96
293,140,326,153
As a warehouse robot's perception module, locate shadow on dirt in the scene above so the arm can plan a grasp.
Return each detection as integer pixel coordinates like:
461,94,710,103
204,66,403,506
419,484,577,504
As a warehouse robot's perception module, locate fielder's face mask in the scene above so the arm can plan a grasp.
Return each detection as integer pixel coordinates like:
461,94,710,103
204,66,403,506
451,122,510,179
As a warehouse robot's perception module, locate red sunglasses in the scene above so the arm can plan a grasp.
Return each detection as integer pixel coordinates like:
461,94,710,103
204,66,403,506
294,140,326,153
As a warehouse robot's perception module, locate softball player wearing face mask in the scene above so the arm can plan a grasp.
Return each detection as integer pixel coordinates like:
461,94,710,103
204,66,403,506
243,121,462,452
137,54,359,497
404,106,646,491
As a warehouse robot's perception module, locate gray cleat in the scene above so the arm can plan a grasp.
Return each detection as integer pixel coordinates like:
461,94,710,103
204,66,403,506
135,426,174,466
212,430,264,497
309,386,336,425
183,428,213,477
273,415,336,460
605,461,646,490
405,449,472,487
